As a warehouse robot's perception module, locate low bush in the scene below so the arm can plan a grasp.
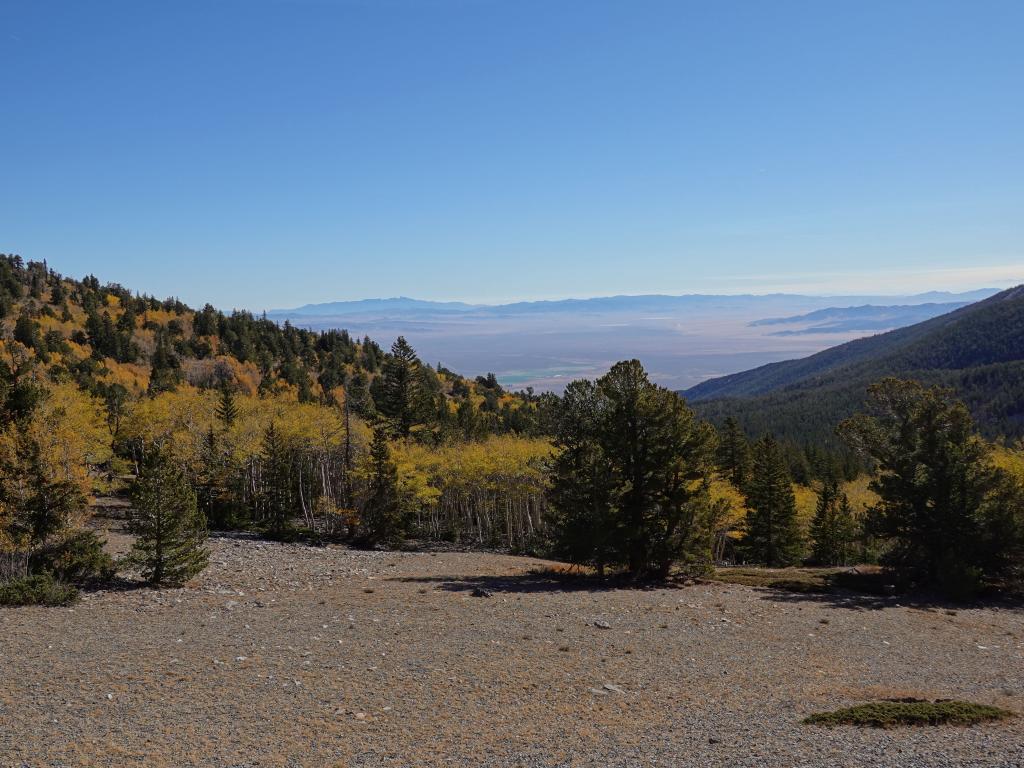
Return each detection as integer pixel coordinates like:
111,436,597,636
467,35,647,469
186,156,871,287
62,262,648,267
31,531,116,585
0,574,79,607
805,700,1015,728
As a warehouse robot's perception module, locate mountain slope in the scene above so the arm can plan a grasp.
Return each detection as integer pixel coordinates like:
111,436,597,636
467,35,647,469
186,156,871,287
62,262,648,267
750,302,969,335
684,285,1024,443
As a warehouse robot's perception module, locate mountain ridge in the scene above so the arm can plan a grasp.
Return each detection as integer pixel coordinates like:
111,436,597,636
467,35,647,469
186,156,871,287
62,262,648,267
683,284,1024,443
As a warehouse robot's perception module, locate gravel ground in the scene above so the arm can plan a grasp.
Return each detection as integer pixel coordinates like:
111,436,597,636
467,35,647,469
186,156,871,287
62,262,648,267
1,533,1022,767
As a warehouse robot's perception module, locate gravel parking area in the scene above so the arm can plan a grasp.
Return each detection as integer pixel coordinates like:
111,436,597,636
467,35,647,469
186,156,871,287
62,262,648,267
1,534,1021,767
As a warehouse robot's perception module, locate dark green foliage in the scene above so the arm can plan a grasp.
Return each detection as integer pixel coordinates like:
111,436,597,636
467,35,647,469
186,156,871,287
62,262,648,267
147,330,183,394
358,427,404,546
7,434,87,547
31,531,115,585
0,573,79,607
258,423,293,538
810,480,859,566
548,360,720,577
215,383,238,428
717,416,752,490
804,700,1015,728
127,449,209,586
378,336,421,438
547,380,619,575
740,436,804,566
841,379,1024,595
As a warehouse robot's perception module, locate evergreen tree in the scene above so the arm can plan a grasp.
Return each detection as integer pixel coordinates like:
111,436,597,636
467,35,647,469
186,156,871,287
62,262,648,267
126,448,208,586
717,416,753,490
547,380,619,576
215,383,238,428
359,427,403,546
260,422,292,538
741,435,803,566
148,330,183,394
379,336,420,437
548,360,719,577
840,378,1024,593
7,434,86,547
809,479,858,566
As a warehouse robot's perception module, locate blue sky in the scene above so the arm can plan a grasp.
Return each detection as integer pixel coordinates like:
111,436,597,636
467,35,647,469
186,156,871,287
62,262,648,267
2,0,1022,310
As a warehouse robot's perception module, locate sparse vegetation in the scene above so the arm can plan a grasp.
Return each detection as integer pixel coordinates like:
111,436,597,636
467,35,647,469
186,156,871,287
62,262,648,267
0,573,78,606
805,700,1015,728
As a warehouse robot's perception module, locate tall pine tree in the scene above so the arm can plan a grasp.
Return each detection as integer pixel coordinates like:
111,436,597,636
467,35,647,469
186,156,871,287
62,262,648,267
741,435,803,566
809,479,858,566
127,448,209,586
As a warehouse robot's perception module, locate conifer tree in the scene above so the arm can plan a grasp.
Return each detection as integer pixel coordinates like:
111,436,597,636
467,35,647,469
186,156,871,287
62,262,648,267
127,448,208,586
741,435,803,566
215,383,238,428
548,361,719,577
260,422,291,538
379,336,420,437
840,378,1024,593
359,427,403,546
810,479,858,566
717,416,753,490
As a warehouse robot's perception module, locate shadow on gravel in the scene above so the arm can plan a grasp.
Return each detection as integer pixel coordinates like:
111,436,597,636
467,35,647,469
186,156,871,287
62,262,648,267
755,588,1022,612
392,569,696,594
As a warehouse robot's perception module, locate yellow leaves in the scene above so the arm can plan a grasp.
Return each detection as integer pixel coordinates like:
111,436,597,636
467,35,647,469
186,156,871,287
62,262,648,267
992,444,1024,480
121,386,371,470
390,435,552,506
0,383,109,524
709,477,746,531
100,358,150,395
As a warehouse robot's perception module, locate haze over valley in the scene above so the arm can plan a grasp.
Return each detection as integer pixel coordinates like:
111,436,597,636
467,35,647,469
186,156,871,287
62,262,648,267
269,289,997,391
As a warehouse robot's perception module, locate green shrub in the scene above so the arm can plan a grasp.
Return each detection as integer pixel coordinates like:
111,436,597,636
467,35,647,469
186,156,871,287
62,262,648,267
805,700,1015,728
31,530,115,585
0,574,79,607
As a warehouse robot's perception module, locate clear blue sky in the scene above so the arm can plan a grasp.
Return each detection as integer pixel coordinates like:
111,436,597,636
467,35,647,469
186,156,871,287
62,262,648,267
2,0,1022,310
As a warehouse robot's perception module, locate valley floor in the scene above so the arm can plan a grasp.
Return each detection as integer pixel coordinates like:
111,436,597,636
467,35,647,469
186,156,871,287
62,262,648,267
1,534,1022,767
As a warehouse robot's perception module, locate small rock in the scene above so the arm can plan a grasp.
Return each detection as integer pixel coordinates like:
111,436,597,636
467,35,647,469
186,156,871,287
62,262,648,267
603,683,625,694
594,620,611,629
589,687,609,696
471,587,493,598
709,737,721,745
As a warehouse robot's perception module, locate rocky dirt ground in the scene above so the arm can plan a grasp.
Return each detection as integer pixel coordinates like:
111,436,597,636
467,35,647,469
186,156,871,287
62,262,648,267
1,531,1022,768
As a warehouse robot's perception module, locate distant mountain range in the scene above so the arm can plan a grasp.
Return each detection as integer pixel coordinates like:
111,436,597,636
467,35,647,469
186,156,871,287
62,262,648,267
272,289,998,319
267,289,1003,393
750,302,970,335
684,285,1024,443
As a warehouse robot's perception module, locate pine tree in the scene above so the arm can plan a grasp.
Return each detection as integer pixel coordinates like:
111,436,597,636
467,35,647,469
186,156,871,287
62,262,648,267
547,379,619,576
548,361,719,577
717,416,753,490
8,434,86,547
379,336,420,437
260,422,291,538
741,435,803,566
215,383,238,428
840,378,1024,593
127,448,208,586
359,427,403,546
810,479,858,566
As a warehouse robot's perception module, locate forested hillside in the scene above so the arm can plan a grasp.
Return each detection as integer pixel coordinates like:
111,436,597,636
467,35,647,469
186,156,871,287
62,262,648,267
0,254,555,554
685,285,1024,447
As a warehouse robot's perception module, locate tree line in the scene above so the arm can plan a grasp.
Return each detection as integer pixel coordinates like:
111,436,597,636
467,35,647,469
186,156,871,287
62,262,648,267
0,253,1022,601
